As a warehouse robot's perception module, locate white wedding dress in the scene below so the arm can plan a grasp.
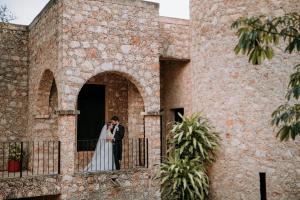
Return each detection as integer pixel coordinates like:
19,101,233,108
85,125,115,171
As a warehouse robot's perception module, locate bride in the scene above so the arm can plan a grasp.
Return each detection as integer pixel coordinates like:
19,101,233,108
85,122,115,171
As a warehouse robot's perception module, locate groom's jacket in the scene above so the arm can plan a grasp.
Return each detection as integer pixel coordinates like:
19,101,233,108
113,124,125,141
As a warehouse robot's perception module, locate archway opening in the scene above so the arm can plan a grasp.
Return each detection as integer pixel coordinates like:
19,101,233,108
35,70,57,117
75,72,147,171
33,69,58,140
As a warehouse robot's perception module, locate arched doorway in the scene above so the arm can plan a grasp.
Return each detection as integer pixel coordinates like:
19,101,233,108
76,72,146,171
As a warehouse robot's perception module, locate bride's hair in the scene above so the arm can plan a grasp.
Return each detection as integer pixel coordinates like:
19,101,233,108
106,122,112,130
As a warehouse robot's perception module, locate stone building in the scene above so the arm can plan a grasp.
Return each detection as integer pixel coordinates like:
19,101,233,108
0,0,299,199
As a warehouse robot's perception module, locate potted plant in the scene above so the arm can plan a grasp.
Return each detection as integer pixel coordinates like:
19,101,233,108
8,143,21,172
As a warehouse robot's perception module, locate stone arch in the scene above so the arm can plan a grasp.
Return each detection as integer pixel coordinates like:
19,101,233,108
75,71,146,150
35,69,58,117
73,68,153,113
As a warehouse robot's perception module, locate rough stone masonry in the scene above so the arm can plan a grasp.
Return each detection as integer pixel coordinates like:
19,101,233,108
0,0,299,199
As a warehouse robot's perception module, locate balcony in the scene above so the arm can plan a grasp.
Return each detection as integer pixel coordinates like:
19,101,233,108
0,141,60,178
75,138,149,173
0,138,148,179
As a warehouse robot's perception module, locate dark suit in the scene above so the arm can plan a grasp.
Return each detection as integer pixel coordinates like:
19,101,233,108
112,124,124,170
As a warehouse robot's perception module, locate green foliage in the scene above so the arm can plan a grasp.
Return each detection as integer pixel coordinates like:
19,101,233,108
170,114,220,165
271,104,300,141
232,13,300,141
9,144,21,160
286,64,300,100
160,157,209,200
231,13,300,65
157,113,220,200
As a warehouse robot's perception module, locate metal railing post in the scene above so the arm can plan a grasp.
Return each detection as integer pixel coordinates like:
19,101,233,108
20,142,23,178
146,139,148,168
58,141,61,174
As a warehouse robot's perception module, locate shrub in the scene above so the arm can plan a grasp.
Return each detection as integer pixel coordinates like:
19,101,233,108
158,113,220,200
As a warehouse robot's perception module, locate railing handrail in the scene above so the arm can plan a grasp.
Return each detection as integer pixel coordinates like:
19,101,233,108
76,138,148,172
0,140,60,179
0,140,60,143
77,137,147,141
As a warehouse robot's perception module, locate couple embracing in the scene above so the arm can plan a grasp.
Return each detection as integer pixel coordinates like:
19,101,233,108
85,116,125,171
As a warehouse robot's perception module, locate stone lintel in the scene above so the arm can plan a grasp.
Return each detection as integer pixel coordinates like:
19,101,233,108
141,111,161,116
159,56,190,63
55,110,80,115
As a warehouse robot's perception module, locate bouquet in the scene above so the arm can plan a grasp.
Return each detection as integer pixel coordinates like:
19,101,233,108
106,130,113,142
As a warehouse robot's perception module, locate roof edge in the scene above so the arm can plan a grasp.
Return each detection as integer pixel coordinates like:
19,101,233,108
0,22,28,31
29,0,58,29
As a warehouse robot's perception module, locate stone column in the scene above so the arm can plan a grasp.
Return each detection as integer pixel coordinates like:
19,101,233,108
57,111,77,200
57,113,76,175
144,115,161,170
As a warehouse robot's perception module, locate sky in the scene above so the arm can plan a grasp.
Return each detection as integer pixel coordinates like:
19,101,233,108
0,0,189,25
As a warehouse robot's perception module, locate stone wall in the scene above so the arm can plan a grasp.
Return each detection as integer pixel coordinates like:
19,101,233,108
0,24,29,142
160,60,192,157
62,170,159,200
0,175,61,199
159,17,190,60
59,0,161,176
28,0,61,141
190,0,300,199
60,0,160,113
0,170,159,200
128,82,145,139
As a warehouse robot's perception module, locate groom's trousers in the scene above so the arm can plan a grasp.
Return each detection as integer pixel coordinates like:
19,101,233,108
113,140,122,170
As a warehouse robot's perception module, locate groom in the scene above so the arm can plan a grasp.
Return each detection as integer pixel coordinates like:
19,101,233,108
111,116,125,170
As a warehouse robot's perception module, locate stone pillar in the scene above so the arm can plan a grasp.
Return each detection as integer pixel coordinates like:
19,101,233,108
57,112,77,200
57,114,76,175
144,115,161,169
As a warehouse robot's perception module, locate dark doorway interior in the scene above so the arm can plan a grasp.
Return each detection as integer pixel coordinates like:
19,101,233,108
77,84,105,151
259,172,267,200
172,108,184,123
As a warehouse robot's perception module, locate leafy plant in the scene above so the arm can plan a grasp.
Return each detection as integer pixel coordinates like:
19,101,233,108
157,113,220,200
170,114,220,165
9,143,21,161
232,13,300,141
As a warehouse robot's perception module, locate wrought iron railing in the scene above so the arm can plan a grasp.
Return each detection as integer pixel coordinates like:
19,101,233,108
0,141,60,178
76,138,148,172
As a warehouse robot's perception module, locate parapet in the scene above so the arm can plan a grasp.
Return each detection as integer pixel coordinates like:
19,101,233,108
159,16,190,61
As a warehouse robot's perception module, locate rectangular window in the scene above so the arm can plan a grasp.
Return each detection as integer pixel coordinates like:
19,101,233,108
172,108,184,123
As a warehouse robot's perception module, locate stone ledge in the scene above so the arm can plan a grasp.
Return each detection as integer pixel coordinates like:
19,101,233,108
97,0,159,9
55,110,80,115
0,22,29,31
141,111,161,116
34,114,50,119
